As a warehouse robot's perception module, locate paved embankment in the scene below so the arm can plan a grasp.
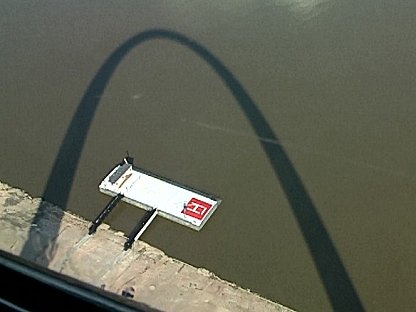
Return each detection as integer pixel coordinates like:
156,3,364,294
0,181,294,312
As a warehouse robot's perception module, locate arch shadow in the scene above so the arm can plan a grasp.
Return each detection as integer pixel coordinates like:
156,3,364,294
20,29,364,311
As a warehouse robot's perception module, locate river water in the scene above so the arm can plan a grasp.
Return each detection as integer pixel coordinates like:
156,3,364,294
1,1,415,311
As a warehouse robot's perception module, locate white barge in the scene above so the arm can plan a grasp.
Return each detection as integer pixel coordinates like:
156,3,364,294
88,157,221,250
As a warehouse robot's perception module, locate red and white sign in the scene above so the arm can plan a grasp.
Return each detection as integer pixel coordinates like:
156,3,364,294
183,198,213,220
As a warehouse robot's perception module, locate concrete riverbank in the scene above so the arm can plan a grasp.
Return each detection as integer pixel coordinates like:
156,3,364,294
0,181,294,312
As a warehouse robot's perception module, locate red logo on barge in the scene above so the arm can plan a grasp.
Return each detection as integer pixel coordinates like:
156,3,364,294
183,198,213,220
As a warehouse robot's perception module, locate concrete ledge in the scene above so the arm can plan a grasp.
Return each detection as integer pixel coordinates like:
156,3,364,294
0,181,294,312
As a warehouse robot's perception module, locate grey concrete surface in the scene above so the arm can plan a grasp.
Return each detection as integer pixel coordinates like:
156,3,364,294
0,181,294,312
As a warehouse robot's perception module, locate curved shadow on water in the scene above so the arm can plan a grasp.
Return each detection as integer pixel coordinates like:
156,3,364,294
21,29,364,311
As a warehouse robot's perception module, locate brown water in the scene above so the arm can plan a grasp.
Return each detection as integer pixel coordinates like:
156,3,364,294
1,1,416,311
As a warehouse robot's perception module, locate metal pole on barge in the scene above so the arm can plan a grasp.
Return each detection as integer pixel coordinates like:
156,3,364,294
124,208,158,250
88,194,124,235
